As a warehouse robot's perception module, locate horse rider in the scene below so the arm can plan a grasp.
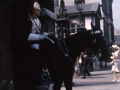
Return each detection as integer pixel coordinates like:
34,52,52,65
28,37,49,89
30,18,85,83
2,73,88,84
26,0,51,50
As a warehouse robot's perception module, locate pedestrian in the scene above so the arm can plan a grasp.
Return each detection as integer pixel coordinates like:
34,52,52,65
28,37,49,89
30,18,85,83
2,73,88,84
80,51,91,79
76,54,82,76
74,56,80,76
110,44,120,82
85,48,94,71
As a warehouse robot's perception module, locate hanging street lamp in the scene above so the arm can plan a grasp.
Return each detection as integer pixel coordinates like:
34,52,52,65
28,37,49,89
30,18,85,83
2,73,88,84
75,0,85,30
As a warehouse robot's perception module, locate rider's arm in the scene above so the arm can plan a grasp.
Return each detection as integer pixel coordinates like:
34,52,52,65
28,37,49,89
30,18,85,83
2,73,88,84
25,19,47,41
27,33,47,41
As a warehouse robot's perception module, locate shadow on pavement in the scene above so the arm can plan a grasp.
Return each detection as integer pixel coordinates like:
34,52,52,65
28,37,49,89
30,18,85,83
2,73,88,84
91,72,112,76
73,81,118,87
76,76,106,79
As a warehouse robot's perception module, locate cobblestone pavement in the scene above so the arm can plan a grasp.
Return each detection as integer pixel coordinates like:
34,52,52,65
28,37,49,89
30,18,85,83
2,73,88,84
61,63,120,90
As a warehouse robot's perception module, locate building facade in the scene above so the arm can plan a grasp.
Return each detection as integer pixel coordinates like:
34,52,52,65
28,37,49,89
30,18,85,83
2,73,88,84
85,0,114,42
114,28,120,45
85,0,102,4
55,0,102,33
54,0,114,42
102,0,114,42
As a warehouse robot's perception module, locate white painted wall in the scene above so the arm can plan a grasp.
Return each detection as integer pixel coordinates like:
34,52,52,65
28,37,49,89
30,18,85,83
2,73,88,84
100,19,104,35
58,0,74,6
85,16,92,30
58,0,103,31
85,0,102,4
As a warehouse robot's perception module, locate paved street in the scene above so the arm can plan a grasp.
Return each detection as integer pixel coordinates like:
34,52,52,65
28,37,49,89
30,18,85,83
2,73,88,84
61,63,120,90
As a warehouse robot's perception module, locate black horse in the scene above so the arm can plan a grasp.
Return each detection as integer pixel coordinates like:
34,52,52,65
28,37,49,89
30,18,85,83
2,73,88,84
37,30,109,90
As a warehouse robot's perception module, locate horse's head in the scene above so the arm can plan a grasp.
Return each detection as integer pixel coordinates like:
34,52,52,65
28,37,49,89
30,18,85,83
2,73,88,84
65,29,109,61
64,30,95,59
82,29,109,62
91,29,109,61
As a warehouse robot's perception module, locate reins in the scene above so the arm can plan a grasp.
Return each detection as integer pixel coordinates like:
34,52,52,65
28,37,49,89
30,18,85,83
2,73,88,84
54,38,75,67
62,39,75,66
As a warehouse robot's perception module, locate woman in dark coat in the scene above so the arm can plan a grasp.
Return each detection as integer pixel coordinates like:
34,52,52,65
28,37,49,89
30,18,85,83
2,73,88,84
80,51,91,79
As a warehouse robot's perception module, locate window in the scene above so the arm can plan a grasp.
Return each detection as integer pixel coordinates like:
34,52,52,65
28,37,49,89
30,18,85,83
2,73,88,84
71,24,75,33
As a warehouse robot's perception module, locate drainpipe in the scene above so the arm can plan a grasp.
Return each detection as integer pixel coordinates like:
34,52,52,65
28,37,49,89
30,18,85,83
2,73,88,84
107,0,112,42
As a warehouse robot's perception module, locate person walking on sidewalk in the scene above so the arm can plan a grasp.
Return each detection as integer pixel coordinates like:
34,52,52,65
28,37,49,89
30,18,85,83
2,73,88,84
111,45,120,82
80,51,91,79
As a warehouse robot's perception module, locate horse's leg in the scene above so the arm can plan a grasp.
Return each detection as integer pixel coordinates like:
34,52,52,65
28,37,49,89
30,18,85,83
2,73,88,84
64,71,73,90
53,78,63,90
64,76,72,90
53,72,73,90
48,64,63,90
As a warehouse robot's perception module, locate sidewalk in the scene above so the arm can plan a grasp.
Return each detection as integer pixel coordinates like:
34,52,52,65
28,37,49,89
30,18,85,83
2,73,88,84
61,63,120,90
